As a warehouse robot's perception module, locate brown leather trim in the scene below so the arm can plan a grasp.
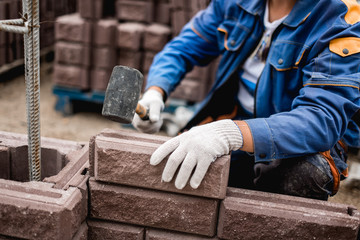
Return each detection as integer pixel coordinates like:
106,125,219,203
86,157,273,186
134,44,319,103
319,150,340,195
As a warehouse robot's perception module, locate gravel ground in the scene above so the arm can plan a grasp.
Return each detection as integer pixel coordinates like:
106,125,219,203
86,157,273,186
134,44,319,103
0,61,359,210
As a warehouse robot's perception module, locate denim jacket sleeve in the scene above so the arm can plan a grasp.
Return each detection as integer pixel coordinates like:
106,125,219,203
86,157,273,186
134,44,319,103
146,0,225,96
246,23,360,163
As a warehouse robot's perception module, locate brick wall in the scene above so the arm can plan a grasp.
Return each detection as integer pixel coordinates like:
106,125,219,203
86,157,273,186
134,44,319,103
54,0,216,103
87,128,360,240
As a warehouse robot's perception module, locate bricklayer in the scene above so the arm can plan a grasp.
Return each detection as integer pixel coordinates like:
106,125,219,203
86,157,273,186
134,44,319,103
91,128,230,199
89,178,218,237
217,187,360,240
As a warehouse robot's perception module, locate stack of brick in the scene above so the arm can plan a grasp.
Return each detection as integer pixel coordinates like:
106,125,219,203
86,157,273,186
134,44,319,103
0,0,76,69
88,128,230,239
53,0,216,103
0,131,89,239
88,128,360,239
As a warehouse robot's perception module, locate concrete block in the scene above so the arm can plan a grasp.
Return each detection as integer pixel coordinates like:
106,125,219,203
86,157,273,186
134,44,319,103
154,1,171,25
0,179,83,240
146,228,219,240
88,220,144,240
116,0,154,23
94,19,118,47
55,13,92,44
0,46,5,67
142,51,156,73
53,64,90,90
89,178,218,237
170,78,208,102
93,47,117,69
171,10,190,37
217,187,360,240
143,23,171,52
78,0,115,20
170,0,191,10
55,41,91,67
116,22,146,51
0,146,10,180
92,128,230,199
117,49,143,71
185,66,210,81
90,68,112,92
72,222,88,240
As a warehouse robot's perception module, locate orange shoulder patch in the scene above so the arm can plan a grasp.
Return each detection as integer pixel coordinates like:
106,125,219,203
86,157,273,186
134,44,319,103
329,37,360,57
341,0,360,24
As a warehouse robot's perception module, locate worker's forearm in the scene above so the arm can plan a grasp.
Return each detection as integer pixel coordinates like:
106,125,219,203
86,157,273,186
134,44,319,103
234,120,254,153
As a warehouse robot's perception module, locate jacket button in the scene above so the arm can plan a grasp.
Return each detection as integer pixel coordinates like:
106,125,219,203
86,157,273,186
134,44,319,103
230,40,236,46
259,153,266,158
278,58,284,65
342,48,349,55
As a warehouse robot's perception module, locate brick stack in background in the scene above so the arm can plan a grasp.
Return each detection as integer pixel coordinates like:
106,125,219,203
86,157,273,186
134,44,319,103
88,128,230,239
53,0,215,106
0,0,76,70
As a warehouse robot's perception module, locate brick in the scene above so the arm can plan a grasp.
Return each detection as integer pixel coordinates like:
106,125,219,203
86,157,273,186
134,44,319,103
94,19,118,47
116,0,154,23
0,46,5,67
55,41,91,66
0,147,10,180
93,47,117,69
72,222,88,240
143,23,171,52
90,68,112,92
78,0,115,20
217,187,360,240
88,220,144,240
55,13,92,44
92,129,230,199
142,51,156,73
170,79,208,102
154,1,171,25
116,22,146,50
117,49,143,71
170,0,191,10
53,64,90,89
89,178,218,236
0,179,83,240
146,229,219,240
171,10,190,37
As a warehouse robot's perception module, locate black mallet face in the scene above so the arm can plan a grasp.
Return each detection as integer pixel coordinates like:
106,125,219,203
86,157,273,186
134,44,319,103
102,65,144,124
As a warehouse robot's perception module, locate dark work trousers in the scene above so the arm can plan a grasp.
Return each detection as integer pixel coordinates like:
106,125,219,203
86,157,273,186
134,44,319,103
228,149,342,200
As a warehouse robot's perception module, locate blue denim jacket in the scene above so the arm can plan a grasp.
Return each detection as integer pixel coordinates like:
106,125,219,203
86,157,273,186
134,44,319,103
147,0,360,173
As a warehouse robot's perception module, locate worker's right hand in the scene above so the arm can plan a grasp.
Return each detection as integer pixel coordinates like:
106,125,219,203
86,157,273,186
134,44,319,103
132,89,165,133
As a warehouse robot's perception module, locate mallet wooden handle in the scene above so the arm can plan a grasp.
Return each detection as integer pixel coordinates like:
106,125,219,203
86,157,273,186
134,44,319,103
135,103,149,120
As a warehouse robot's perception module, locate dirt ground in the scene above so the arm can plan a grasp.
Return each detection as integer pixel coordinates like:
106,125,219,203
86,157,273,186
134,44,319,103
0,61,359,210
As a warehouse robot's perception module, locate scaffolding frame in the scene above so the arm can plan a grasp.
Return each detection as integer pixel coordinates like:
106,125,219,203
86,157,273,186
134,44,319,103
0,0,41,181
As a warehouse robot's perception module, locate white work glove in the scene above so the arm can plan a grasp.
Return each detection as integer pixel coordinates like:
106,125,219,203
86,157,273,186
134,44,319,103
150,119,243,189
132,89,165,133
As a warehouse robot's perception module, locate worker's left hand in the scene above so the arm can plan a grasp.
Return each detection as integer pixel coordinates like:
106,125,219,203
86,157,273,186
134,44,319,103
150,119,243,189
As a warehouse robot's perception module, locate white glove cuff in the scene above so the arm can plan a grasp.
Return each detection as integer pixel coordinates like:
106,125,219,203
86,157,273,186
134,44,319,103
214,119,244,151
142,89,164,105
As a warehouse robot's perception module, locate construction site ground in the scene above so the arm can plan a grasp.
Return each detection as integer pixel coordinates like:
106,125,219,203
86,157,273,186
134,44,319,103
0,61,359,210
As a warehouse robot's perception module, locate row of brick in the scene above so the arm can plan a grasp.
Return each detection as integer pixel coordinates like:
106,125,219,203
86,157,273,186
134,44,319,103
87,128,360,239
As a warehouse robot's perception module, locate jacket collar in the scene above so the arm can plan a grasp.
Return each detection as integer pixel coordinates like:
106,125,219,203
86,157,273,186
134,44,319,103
236,0,320,27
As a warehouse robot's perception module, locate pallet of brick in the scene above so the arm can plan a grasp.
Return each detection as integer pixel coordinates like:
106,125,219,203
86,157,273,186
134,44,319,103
91,19,118,91
116,22,146,71
217,187,360,240
54,13,92,89
0,131,89,240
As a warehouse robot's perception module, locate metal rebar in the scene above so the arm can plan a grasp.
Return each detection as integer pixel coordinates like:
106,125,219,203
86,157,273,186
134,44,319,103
22,0,41,181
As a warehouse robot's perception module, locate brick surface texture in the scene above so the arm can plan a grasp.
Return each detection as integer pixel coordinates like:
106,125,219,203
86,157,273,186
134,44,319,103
217,187,360,240
92,129,230,199
89,178,219,237
88,220,144,240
